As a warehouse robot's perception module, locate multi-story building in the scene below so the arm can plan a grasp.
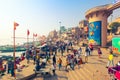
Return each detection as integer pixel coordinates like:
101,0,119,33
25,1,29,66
79,20,89,39
79,20,88,28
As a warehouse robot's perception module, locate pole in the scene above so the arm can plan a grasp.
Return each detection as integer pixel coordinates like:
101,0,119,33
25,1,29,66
59,21,61,39
59,21,61,27
27,34,29,49
110,14,113,34
13,27,16,78
33,34,34,47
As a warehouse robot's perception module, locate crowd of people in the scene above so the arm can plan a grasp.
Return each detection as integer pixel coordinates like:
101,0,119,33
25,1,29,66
32,41,95,75
0,40,120,79
0,53,25,77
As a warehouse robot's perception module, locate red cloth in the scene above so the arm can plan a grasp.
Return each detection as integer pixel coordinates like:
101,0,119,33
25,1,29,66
115,71,120,80
21,56,25,61
0,67,4,71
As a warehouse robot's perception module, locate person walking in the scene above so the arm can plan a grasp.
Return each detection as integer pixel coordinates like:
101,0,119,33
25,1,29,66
77,56,83,69
25,49,30,64
52,55,56,66
88,46,91,56
0,58,5,76
78,47,82,56
98,47,102,58
7,59,12,74
106,51,114,68
10,60,15,77
89,44,93,55
35,58,41,71
70,54,74,70
57,57,62,70
85,46,89,63
52,63,56,75
32,47,37,65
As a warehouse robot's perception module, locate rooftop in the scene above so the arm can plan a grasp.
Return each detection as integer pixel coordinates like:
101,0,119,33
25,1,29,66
85,4,113,17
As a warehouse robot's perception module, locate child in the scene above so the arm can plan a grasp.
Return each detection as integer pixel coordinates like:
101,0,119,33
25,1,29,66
98,48,102,58
77,56,83,69
57,57,62,70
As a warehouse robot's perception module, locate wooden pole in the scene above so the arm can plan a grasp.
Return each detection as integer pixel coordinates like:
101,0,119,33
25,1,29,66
33,34,34,47
13,26,16,78
27,33,29,49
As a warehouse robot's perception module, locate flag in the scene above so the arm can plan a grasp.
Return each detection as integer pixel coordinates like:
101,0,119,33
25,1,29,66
33,33,37,37
27,29,30,36
14,22,19,30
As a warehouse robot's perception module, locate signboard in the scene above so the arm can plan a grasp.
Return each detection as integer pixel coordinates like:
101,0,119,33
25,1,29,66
112,37,120,54
88,21,101,45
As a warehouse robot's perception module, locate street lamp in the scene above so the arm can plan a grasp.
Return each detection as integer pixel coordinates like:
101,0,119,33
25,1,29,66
59,21,61,39
59,21,61,27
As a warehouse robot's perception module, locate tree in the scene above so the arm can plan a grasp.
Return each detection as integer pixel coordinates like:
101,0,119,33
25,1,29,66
109,22,120,34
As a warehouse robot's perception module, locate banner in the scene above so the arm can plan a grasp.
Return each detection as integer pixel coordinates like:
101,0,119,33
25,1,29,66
88,21,101,45
27,29,30,36
112,37,120,54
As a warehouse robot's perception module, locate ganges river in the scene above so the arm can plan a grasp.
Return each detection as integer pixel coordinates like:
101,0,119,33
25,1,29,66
0,52,23,57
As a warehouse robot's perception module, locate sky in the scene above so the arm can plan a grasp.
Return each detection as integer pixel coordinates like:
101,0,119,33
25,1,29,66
0,0,119,45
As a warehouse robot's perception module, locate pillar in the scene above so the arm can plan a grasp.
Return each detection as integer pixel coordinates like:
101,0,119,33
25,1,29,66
86,11,112,47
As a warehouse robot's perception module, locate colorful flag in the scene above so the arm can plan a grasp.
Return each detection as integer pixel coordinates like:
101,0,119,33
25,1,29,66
27,29,30,36
14,22,19,30
33,33,37,37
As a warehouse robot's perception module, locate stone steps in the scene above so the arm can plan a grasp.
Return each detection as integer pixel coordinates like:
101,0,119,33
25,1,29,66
74,69,86,80
68,70,76,80
67,63,95,80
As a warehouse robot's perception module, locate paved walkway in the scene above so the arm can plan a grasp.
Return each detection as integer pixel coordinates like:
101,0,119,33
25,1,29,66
33,46,120,80
67,47,119,80
1,45,119,80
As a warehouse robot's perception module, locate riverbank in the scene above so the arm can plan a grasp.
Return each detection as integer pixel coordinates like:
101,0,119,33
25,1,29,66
0,52,23,57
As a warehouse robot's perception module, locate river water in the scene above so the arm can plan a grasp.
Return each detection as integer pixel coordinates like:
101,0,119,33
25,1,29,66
0,52,23,57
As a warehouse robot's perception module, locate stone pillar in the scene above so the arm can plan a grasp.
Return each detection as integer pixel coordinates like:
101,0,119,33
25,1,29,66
86,11,112,47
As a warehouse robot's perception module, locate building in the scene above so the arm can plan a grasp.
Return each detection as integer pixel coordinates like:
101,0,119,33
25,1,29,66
48,30,58,38
60,26,67,34
108,17,120,34
78,20,89,39
79,20,88,28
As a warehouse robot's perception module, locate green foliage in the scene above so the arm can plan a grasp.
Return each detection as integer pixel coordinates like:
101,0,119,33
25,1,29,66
109,22,120,33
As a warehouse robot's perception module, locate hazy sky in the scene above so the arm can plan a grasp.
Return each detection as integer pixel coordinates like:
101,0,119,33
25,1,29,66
0,0,119,45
